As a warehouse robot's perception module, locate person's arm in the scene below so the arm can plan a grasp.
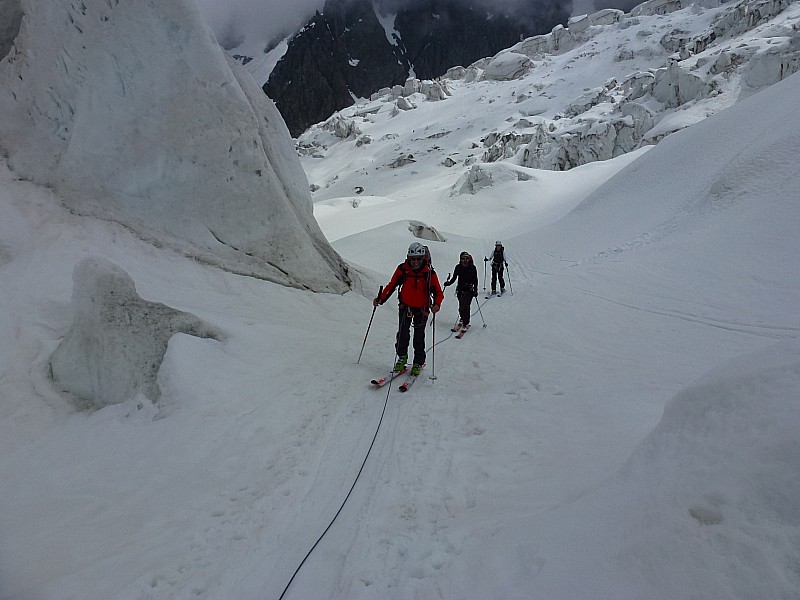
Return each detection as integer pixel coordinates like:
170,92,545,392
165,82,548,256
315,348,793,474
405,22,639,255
374,266,402,305
430,272,445,312
443,264,459,287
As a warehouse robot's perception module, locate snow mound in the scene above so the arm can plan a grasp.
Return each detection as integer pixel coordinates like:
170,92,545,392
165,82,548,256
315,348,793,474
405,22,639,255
616,342,800,598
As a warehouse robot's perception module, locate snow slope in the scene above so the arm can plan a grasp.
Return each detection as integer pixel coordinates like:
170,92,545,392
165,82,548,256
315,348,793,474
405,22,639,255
1,4,799,600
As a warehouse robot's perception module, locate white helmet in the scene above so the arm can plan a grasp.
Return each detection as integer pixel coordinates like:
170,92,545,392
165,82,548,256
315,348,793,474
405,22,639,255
407,242,426,257
495,240,502,246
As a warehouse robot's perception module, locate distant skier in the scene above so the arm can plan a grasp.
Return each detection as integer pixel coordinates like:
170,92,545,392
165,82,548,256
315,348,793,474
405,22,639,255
373,242,444,376
485,241,508,296
443,251,478,331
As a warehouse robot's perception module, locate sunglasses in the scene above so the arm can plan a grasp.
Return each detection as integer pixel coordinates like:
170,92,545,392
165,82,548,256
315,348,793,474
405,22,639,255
408,257,424,263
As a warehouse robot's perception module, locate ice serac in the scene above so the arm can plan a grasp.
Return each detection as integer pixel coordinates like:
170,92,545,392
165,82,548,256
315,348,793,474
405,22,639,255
50,257,222,408
0,0,349,293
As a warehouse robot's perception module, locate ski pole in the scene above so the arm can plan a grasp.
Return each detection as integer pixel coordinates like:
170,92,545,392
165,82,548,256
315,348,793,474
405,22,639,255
505,264,513,295
473,295,487,328
356,286,382,364
429,311,437,381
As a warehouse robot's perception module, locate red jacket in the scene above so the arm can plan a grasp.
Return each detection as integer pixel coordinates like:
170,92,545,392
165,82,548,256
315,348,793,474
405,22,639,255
378,261,444,310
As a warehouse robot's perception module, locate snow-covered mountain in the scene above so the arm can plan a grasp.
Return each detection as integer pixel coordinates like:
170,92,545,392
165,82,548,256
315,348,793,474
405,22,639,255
263,0,572,136
0,0,799,599
299,0,800,202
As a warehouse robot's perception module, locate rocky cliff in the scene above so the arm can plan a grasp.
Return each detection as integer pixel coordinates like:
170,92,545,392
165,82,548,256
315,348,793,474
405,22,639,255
264,0,571,136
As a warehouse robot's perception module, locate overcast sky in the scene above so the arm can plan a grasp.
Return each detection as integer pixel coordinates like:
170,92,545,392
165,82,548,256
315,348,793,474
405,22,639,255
194,0,587,53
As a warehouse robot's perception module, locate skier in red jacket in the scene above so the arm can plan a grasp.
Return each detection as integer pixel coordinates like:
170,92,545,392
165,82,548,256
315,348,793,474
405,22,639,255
373,242,444,375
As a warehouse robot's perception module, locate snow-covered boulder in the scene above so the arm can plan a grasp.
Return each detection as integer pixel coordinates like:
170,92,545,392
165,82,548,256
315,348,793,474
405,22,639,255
443,66,467,80
323,115,362,139
396,97,416,111
740,36,800,92
421,79,451,101
631,0,685,18
551,24,578,52
651,62,712,108
482,131,535,162
404,78,421,96
565,86,614,117
450,164,533,195
513,34,553,58
483,52,534,81
408,221,446,242
590,9,624,26
0,0,349,293
388,154,416,168
568,14,592,34
50,257,222,408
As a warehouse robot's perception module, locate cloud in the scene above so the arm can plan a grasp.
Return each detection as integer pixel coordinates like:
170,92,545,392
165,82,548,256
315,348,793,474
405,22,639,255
194,0,326,51
195,0,575,52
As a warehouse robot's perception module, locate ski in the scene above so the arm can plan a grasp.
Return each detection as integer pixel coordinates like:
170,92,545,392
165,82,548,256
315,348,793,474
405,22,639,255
455,325,471,339
451,320,462,332
398,365,425,392
371,367,408,387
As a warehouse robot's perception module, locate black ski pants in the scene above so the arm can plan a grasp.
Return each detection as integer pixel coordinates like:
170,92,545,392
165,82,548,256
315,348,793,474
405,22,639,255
491,262,505,292
456,290,473,326
396,305,428,366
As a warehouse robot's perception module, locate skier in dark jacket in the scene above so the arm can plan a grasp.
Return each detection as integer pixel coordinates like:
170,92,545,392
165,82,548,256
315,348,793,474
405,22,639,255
373,242,444,375
485,241,508,296
443,251,478,331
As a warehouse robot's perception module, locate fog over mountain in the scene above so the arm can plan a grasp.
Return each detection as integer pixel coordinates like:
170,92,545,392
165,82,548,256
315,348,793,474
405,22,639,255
196,0,579,52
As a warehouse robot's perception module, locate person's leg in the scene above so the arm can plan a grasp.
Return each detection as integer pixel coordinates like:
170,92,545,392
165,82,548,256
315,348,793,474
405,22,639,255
498,265,505,291
411,309,428,366
395,306,411,366
491,264,498,292
459,294,471,326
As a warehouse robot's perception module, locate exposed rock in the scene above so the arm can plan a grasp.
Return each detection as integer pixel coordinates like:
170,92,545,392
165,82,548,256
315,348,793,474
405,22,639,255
482,132,535,163
265,0,570,135
389,154,416,168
